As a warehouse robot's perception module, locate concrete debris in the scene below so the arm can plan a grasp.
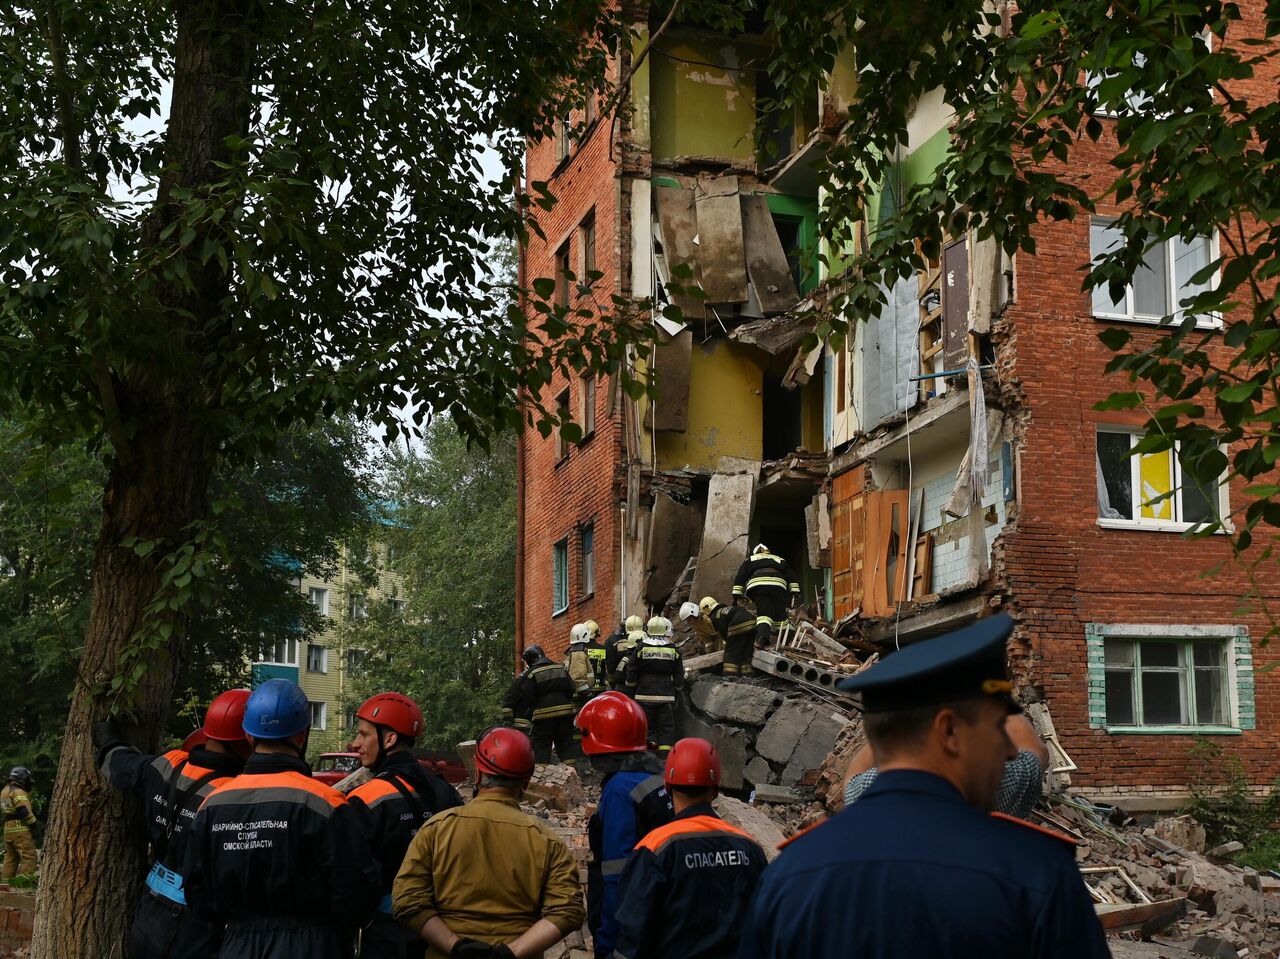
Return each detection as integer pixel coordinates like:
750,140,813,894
525,764,588,812
751,784,802,805
712,796,787,861
333,765,372,794
1156,816,1208,855
1209,842,1246,860
0,887,34,959
689,675,779,725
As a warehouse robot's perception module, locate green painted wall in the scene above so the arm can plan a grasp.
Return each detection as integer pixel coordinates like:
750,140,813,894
650,35,758,162
765,192,819,293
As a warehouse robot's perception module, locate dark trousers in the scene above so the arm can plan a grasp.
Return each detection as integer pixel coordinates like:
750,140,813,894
220,918,354,959
639,701,676,753
749,586,788,644
128,891,222,959
723,633,755,675
531,714,581,765
359,915,425,959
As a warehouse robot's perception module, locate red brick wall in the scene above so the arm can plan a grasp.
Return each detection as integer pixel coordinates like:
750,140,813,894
519,109,626,664
1003,15,1280,791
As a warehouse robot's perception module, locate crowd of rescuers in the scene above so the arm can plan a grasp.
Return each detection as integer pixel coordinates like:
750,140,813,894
88,611,1112,959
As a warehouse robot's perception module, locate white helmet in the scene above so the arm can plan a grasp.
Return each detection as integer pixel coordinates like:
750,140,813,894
646,615,673,637
678,602,700,622
583,619,600,640
753,543,769,556
624,614,644,633
570,623,591,644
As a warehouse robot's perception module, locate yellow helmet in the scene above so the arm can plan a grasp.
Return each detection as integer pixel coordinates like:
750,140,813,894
698,596,718,616
583,620,600,640
624,614,644,633
646,615,673,638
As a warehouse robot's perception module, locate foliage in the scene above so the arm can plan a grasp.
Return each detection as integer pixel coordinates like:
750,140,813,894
1182,738,1280,850
763,0,1280,628
336,417,517,750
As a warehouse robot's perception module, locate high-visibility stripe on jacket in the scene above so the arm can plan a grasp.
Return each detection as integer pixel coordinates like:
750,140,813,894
613,805,768,959
501,658,577,725
623,641,684,704
0,785,35,838
565,642,594,694
587,643,609,690
732,553,800,598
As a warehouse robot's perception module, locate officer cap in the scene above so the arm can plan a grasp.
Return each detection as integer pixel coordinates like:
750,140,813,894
836,613,1021,715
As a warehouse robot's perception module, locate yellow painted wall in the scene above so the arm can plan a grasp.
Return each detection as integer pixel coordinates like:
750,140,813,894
801,377,824,452
643,339,765,470
650,34,758,162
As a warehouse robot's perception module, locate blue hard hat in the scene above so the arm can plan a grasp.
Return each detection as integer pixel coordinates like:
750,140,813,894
242,679,311,739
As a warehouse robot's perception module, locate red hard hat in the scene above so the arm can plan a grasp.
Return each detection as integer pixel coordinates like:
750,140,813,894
576,692,649,755
664,737,721,788
204,689,252,742
475,727,535,781
357,692,424,738
181,729,209,753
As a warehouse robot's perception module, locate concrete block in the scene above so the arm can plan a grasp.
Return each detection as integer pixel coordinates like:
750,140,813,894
690,466,757,602
713,795,787,861
752,784,802,805
678,708,748,791
1208,841,1244,859
754,699,817,766
690,678,779,727
744,756,776,786
782,707,847,787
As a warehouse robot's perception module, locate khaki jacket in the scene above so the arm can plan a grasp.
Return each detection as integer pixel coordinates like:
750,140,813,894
393,791,585,959
1,786,35,839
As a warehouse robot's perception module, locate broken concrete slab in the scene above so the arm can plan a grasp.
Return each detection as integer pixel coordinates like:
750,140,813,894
1208,841,1244,860
690,464,758,602
1190,935,1239,958
334,765,373,793
647,329,693,432
740,193,799,315
689,676,779,726
752,784,802,805
654,185,705,320
714,795,787,861
782,706,848,787
754,698,817,766
645,491,703,603
694,190,749,303
456,740,477,781
805,491,832,568
679,709,748,791
744,756,776,786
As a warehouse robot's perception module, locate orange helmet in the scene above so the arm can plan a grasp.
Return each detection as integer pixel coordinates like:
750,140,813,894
664,737,721,788
475,727,535,781
576,692,649,755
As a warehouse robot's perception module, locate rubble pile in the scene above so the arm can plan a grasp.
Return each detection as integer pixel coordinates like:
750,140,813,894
0,886,33,959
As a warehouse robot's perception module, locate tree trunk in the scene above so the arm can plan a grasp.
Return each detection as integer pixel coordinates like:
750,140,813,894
31,0,259,954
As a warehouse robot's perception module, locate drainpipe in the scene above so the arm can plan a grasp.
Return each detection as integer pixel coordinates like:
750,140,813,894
514,195,528,675
619,506,628,621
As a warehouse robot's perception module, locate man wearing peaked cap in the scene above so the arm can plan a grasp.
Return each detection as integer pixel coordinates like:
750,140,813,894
739,614,1110,959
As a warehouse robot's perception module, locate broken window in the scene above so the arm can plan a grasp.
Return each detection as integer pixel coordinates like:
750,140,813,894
771,214,805,294
580,374,596,438
1095,430,1221,527
555,389,570,461
553,538,569,614
555,242,571,310
580,212,596,285
581,522,595,598
1089,220,1216,325
1103,638,1230,728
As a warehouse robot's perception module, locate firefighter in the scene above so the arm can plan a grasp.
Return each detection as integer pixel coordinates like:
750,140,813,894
565,623,595,701
1,766,38,883
622,617,684,754
576,692,674,959
501,646,580,765
584,623,609,695
183,678,381,959
680,596,757,676
611,738,767,959
607,616,645,690
392,727,585,959
347,692,464,959
732,543,800,645
90,689,251,958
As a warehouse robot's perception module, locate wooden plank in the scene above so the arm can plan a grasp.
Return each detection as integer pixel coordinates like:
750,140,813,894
1093,898,1186,935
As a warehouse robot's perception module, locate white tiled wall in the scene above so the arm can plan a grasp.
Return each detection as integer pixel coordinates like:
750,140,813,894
916,452,1008,593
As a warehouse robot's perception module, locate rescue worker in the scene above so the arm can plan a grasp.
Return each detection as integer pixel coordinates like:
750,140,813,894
575,692,673,959
679,596,757,676
392,727,585,959
739,615,1110,959
585,626,609,695
622,617,684,754
1,766,38,882
501,646,580,765
732,543,800,645
91,689,252,959
565,623,595,702
347,692,464,959
611,738,767,959
183,678,381,959
607,616,645,690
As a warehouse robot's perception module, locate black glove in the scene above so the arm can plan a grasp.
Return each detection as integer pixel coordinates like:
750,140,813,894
450,939,495,959
492,947,515,959
91,719,122,751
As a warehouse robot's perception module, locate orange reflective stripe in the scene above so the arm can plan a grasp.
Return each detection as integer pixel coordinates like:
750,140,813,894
160,749,188,769
636,815,753,852
350,778,399,803
217,771,346,808
990,812,1077,846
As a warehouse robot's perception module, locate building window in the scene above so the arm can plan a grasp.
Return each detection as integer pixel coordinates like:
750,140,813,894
1086,624,1254,732
1089,220,1216,326
581,523,595,599
344,706,358,730
310,701,327,731
580,374,596,438
387,597,407,616
553,538,569,615
555,388,570,462
306,643,328,674
308,587,330,617
1096,429,1224,530
555,241,571,310
348,594,367,621
346,648,367,676
555,115,572,162
580,212,596,285
259,637,298,666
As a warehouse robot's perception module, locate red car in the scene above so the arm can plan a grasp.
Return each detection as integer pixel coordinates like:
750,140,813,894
312,750,468,787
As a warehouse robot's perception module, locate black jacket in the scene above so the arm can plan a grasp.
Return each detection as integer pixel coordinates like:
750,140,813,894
612,803,768,959
709,604,757,645
501,656,577,728
182,752,381,942
623,640,684,704
732,552,800,599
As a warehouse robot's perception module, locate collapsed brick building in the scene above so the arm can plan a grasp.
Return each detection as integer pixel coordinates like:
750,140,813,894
515,2,1280,808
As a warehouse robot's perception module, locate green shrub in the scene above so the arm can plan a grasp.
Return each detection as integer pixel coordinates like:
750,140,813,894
1181,738,1280,853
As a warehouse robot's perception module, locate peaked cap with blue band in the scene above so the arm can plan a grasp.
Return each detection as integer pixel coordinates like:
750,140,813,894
836,613,1021,714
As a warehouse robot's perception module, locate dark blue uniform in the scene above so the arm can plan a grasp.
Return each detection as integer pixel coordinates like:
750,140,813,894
739,769,1109,959
586,756,673,958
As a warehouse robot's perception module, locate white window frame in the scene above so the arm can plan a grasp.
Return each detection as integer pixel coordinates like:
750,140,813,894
306,643,329,674
348,594,367,621
310,701,327,731
1096,624,1242,733
1095,427,1229,533
308,587,330,617
553,538,569,615
581,523,595,599
258,636,299,667
1089,219,1219,329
